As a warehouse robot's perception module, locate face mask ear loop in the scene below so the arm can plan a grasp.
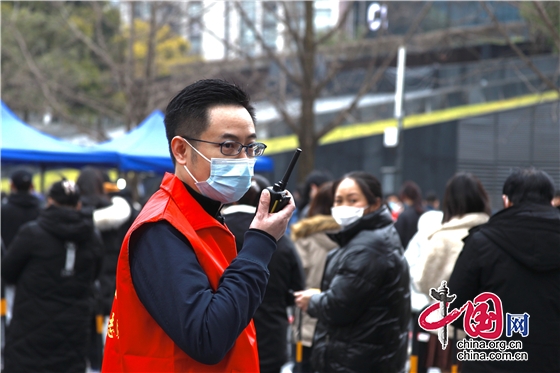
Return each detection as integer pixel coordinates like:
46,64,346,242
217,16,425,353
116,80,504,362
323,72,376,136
182,139,210,184
183,164,199,184
184,139,211,162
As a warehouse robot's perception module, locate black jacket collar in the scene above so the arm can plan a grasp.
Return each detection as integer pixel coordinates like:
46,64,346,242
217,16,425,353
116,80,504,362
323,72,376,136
183,182,224,223
470,202,560,272
328,206,394,247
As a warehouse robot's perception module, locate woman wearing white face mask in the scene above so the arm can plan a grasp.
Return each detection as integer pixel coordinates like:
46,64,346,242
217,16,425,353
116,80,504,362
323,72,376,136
294,171,411,373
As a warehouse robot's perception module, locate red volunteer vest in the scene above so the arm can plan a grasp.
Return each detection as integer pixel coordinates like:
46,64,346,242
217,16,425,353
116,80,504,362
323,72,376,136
102,173,260,372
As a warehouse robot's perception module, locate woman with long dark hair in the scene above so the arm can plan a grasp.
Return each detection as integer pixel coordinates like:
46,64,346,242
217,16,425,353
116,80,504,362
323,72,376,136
294,171,410,373
415,172,491,371
417,172,491,295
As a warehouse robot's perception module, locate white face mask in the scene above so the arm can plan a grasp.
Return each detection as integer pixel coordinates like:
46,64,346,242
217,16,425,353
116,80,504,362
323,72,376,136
183,140,256,204
331,205,366,227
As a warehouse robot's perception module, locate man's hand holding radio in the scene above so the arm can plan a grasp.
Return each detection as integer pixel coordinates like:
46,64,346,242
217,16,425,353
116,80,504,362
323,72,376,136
250,189,295,241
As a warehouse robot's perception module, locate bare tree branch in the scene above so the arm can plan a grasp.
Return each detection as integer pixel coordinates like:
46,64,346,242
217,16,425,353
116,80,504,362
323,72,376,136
315,1,353,46
10,23,86,128
279,1,304,55
532,1,560,51
267,93,299,134
51,82,125,120
234,1,302,86
481,1,559,93
144,2,159,113
317,1,434,140
315,11,380,96
93,2,111,63
57,3,120,78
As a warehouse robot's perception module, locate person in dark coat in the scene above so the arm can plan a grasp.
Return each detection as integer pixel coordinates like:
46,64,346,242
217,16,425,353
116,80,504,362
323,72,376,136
1,179,104,373
1,169,41,247
395,180,425,249
222,174,305,373
295,171,411,373
1,169,42,366
76,167,133,371
448,168,560,373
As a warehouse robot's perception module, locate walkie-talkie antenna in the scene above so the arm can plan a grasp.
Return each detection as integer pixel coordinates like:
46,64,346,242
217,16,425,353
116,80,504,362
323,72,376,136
273,148,302,191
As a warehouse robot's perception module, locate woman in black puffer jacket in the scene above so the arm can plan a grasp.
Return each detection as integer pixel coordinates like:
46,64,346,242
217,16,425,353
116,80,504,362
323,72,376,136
295,171,411,373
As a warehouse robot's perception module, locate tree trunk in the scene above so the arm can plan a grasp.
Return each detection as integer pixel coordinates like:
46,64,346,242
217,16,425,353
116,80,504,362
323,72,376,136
297,133,318,184
297,1,317,182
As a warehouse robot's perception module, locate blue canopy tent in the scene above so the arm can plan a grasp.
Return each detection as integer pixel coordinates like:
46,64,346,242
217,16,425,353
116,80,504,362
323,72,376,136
93,110,274,174
1,101,118,167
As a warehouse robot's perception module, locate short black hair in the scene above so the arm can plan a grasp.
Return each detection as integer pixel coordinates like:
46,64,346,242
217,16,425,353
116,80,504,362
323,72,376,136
49,179,80,207
502,168,555,205
425,190,438,203
442,173,491,223
164,79,256,164
333,171,383,206
11,169,33,192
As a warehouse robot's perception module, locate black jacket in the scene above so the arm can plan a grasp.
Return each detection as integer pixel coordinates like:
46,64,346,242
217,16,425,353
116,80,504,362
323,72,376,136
1,191,41,247
394,204,423,249
308,206,411,373
2,205,104,373
223,206,305,373
448,203,560,373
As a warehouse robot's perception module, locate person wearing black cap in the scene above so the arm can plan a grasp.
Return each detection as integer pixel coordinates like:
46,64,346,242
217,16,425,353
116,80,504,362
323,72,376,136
1,179,104,373
1,169,42,346
1,169,41,248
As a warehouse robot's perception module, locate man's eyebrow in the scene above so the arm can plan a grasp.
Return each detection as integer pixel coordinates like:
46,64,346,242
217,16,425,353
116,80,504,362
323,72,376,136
220,133,257,141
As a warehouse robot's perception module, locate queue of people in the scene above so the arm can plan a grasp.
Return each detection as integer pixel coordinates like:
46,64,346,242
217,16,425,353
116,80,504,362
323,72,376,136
1,79,559,373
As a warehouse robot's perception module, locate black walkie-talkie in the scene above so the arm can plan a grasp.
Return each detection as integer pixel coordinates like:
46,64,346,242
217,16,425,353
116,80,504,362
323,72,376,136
267,148,302,213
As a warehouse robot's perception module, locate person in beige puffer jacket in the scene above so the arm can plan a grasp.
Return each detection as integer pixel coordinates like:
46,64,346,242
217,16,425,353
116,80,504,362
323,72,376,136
417,173,491,295
417,212,489,295
290,182,339,373
415,173,491,371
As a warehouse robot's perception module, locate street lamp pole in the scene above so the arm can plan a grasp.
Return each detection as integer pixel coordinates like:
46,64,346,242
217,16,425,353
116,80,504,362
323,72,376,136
394,46,407,193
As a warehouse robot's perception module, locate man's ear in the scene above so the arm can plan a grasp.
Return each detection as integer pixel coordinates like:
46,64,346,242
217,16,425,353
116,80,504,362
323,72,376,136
171,136,190,166
502,195,513,208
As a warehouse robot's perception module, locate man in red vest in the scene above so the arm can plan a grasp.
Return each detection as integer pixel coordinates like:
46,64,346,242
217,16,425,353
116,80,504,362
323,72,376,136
102,79,295,372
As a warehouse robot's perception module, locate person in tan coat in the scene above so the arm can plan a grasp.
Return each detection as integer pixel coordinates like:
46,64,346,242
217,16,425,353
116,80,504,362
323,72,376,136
417,174,491,295
417,214,489,295
290,182,339,373
415,173,491,371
